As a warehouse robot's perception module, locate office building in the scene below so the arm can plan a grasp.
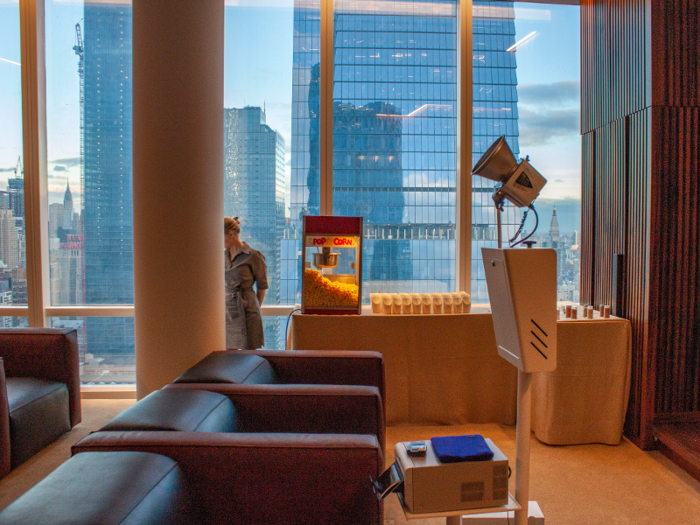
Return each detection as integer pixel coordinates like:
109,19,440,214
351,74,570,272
83,2,135,358
224,106,286,348
288,0,520,303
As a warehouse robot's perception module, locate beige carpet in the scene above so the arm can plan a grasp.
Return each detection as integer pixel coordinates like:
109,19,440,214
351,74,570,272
2,400,700,524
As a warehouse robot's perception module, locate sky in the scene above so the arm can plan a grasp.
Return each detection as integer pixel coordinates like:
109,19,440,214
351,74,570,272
0,0,580,232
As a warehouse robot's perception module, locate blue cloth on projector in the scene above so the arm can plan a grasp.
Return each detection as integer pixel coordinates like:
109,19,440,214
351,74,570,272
430,434,494,463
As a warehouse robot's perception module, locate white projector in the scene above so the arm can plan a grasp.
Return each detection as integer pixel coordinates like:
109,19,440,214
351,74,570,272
394,439,509,514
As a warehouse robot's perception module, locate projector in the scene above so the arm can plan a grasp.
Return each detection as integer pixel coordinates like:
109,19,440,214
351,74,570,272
394,439,509,514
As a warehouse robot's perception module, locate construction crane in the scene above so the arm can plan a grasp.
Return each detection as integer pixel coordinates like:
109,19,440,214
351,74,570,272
73,21,84,216
73,21,87,307
14,156,22,178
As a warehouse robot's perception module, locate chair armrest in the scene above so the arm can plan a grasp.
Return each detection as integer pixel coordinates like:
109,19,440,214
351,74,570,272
0,358,10,478
73,431,382,525
237,349,386,400
166,383,385,455
0,329,81,428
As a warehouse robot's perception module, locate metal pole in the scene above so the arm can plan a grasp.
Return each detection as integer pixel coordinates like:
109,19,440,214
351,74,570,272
497,207,502,249
514,369,532,525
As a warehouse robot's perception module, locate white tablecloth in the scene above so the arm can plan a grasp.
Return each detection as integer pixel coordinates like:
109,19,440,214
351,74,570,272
290,307,632,444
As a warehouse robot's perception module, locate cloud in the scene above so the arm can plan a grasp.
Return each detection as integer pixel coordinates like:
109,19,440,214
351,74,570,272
518,81,579,108
517,106,580,148
0,167,16,173
53,165,67,172
50,157,81,168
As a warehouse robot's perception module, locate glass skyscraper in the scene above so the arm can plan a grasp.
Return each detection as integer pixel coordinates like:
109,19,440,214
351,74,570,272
83,3,135,356
224,107,285,348
287,0,520,304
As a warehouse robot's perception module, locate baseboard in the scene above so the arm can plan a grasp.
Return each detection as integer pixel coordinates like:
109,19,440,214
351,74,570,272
81,385,137,399
653,422,700,483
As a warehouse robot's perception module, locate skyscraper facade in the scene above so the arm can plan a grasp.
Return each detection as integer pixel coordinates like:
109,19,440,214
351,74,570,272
83,2,134,356
287,0,520,303
224,107,286,348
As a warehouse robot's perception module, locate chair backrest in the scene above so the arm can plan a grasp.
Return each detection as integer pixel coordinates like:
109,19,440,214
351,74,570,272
100,389,237,433
173,352,277,385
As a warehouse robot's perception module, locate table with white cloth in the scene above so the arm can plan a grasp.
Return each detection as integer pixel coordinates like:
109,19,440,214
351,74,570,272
289,307,632,445
532,311,632,445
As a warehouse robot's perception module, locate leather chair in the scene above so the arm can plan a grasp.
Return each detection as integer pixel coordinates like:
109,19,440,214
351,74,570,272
171,349,386,452
96,386,384,460
0,451,198,525
61,387,383,524
71,433,381,524
0,329,81,477
174,349,386,401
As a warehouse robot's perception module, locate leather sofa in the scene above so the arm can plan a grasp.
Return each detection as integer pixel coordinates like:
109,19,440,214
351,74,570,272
0,329,81,477
0,432,381,525
0,385,383,524
0,349,387,523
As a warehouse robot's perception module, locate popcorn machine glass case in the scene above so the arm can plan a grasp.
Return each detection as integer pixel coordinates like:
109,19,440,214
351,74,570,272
302,216,363,315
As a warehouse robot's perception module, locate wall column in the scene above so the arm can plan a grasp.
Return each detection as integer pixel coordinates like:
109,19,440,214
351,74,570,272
132,0,225,398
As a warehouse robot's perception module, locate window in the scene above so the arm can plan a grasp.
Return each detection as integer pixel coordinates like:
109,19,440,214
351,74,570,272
13,0,581,380
470,1,580,302
45,0,134,381
330,0,458,296
0,0,28,328
225,0,317,350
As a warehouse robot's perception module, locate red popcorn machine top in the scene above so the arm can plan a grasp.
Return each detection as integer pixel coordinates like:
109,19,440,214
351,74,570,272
301,216,363,315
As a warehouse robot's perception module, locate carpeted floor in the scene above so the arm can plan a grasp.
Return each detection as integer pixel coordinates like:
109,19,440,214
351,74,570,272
2,399,700,524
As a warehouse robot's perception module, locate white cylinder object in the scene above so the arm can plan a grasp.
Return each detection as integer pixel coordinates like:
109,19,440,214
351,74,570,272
460,291,472,313
431,293,443,314
370,293,382,314
452,293,463,313
441,293,453,314
420,293,432,314
410,293,422,314
392,294,403,314
381,293,393,314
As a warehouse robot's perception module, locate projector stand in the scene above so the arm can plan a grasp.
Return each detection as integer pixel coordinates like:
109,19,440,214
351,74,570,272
513,369,532,525
452,370,534,525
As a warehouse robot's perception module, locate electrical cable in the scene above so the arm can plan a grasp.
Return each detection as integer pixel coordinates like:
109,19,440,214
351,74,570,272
284,307,301,349
509,207,531,246
510,203,539,248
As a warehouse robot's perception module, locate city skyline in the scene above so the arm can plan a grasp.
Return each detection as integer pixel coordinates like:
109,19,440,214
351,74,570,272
0,0,581,358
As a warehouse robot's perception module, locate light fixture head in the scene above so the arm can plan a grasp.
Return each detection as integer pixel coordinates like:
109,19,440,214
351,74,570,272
473,135,547,209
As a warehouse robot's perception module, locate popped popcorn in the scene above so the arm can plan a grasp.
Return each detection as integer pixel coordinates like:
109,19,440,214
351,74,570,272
304,268,358,308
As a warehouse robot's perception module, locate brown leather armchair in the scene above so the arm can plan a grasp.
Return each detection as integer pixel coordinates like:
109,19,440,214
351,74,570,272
0,328,81,477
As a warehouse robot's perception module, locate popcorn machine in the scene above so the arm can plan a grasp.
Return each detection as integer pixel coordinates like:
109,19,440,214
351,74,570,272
302,216,363,315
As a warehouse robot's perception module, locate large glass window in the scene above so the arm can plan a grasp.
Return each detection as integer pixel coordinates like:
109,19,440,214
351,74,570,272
0,0,28,321
471,1,581,302
45,0,135,379
225,0,315,350
28,0,580,372
331,0,458,298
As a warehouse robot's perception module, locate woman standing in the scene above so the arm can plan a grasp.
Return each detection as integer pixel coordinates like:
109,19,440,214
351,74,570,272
224,217,268,349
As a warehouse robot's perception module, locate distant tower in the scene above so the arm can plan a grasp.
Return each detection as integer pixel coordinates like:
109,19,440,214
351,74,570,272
63,183,74,231
549,206,560,248
549,207,564,284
